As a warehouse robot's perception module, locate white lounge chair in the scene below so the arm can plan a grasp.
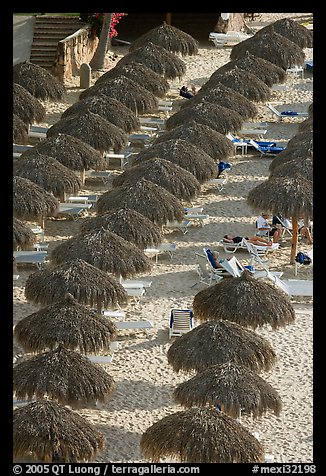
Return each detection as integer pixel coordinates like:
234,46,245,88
57,203,92,221
206,177,227,191
13,250,48,270
115,320,154,335
209,31,253,48
266,103,308,121
162,220,192,235
169,309,194,338
286,65,304,79
185,213,209,227
85,170,112,185
194,252,224,286
144,243,177,263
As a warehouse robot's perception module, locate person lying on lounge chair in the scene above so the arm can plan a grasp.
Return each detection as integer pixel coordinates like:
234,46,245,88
223,234,273,246
180,85,194,99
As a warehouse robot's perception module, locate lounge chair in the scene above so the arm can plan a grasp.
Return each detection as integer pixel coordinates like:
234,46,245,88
144,243,177,263
57,203,92,221
286,65,304,79
13,250,48,270
206,177,227,191
209,31,253,48
219,238,247,254
220,255,283,280
85,170,112,185
184,213,209,227
28,124,48,139
194,252,224,286
247,139,285,157
115,320,154,335
162,220,192,235
169,309,194,338
266,103,308,121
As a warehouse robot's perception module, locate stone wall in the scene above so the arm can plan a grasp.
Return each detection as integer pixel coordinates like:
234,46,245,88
53,27,98,83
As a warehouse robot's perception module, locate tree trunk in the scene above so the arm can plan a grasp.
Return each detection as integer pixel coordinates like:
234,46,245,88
90,13,113,71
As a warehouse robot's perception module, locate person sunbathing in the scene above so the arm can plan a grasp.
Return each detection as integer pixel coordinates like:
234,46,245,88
223,234,273,246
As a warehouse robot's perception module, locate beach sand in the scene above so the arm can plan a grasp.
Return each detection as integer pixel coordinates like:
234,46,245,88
13,13,313,463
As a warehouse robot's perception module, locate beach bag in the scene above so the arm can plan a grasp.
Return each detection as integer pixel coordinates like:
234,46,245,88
295,251,312,265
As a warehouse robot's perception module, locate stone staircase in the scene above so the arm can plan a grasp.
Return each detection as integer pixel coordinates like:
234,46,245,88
29,15,86,72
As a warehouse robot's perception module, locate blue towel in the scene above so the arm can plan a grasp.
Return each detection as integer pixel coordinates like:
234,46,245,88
205,249,219,269
281,111,299,116
260,146,285,154
256,141,277,147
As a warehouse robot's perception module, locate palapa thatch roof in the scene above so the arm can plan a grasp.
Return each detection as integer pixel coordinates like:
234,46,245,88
13,83,46,125
79,76,158,115
50,227,152,279
14,153,82,200
13,217,36,250
21,133,105,171
153,120,234,161
115,42,187,80
192,270,296,330
24,258,128,309
230,30,305,70
13,345,116,408
95,62,170,98
80,208,163,249
213,51,287,87
202,67,272,103
298,116,313,134
14,293,117,354
173,361,282,419
129,22,199,56
13,400,104,463
13,176,59,222
179,82,258,119
61,95,140,133
286,130,313,152
112,158,201,202
269,156,313,182
247,175,313,219
13,61,66,101
308,102,313,117
46,111,128,153
13,114,29,144
257,17,313,48
140,407,264,463
167,320,277,374
166,102,243,135
268,143,313,174
129,139,217,184
96,178,185,226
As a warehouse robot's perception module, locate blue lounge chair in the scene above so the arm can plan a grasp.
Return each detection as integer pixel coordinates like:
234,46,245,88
247,140,285,157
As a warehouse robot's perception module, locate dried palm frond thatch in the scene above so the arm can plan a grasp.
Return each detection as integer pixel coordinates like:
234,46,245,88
13,61,66,101
13,345,116,408
13,83,46,124
130,139,217,184
193,270,296,330
129,22,199,56
298,117,313,134
257,17,313,48
96,178,185,226
308,103,313,117
286,131,313,152
79,76,158,115
80,208,163,249
230,30,305,70
25,258,128,309
213,51,287,87
61,95,140,133
153,120,234,161
14,153,81,201
115,42,187,80
167,320,277,374
13,176,59,222
95,62,170,98
268,140,313,174
13,400,105,463
46,111,128,154
112,158,201,202
173,361,282,419
140,407,264,463
269,156,313,182
13,114,29,144
50,228,152,279
13,217,36,250
14,293,117,355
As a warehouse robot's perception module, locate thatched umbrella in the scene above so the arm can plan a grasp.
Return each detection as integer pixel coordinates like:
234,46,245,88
165,102,243,135
167,320,277,374
140,407,264,463
46,111,128,154
80,208,163,249
13,61,66,101
286,131,313,152
179,83,258,119
13,176,59,228
298,117,313,133
130,139,217,183
115,42,187,80
202,67,272,103
269,156,313,182
13,114,29,144
13,400,104,463
213,51,287,87
153,120,234,161
257,17,313,48
50,228,153,279
96,178,185,226
247,175,313,264
95,63,170,98
14,293,117,355
268,145,313,174
25,258,128,311
13,83,46,125
79,76,158,115
13,217,36,251
230,30,305,70
129,22,199,56
308,103,313,118
61,95,141,133
13,345,116,408
14,153,81,202
192,270,296,330
112,158,201,202
173,361,282,419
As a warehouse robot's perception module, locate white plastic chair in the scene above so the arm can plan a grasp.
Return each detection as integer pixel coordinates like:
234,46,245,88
169,309,194,338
